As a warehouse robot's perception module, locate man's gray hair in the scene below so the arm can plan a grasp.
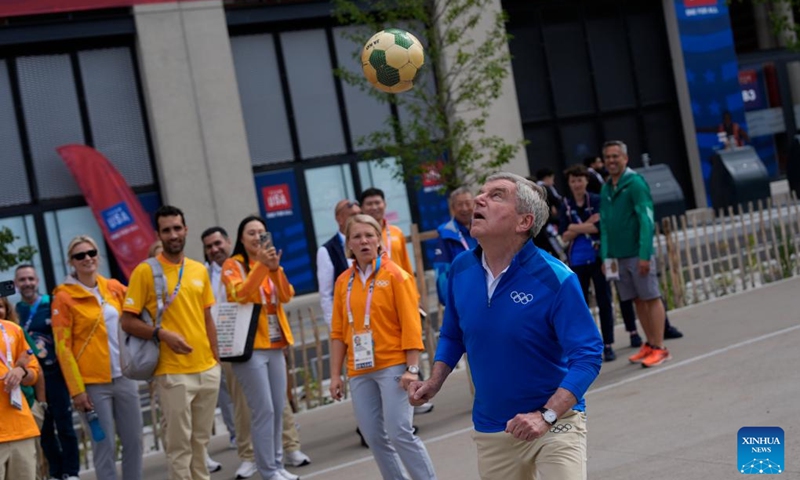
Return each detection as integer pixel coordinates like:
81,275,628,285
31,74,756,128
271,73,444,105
602,140,628,155
448,186,472,207
485,172,549,238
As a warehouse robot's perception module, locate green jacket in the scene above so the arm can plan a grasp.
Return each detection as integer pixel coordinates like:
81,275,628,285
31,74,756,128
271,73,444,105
600,168,655,261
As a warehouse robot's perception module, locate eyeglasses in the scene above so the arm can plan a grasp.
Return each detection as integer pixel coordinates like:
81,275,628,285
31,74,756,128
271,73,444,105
71,249,98,261
335,200,360,214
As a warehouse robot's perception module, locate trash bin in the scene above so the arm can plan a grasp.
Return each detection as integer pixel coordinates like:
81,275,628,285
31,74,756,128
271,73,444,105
710,146,770,211
635,164,686,224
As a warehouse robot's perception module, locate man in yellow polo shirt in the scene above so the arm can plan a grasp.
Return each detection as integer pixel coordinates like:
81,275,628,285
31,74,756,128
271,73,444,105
121,205,220,480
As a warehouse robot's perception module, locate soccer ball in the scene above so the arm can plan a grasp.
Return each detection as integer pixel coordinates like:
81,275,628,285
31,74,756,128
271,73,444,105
362,28,425,94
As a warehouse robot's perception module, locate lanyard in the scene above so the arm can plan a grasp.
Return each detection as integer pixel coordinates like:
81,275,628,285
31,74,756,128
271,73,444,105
457,229,470,251
346,256,381,330
383,224,392,259
0,322,13,368
162,259,185,311
23,296,44,332
258,278,278,309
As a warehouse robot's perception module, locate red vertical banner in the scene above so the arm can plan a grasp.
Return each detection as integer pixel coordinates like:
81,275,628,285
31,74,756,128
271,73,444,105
57,144,156,279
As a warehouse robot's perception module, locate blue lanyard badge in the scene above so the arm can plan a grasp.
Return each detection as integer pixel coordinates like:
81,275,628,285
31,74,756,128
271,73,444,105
162,260,185,311
23,296,44,332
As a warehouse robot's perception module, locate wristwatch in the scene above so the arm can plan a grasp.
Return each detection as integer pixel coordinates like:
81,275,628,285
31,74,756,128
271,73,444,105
18,365,29,379
406,365,420,375
537,407,558,426
152,327,161,341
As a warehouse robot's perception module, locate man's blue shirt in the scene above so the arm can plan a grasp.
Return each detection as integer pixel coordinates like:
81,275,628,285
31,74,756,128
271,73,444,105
434,241,603,433
434,218,478,305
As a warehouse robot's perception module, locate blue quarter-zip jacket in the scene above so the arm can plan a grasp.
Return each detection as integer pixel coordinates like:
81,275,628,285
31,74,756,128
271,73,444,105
435,240,603,433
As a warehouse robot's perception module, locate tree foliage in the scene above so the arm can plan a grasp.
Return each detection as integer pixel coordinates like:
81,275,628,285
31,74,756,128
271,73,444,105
333,0,524,191
0,226,37,272
744,0,800,50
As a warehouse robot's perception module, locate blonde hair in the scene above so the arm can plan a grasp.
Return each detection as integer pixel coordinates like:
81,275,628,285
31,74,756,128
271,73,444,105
67,235,100,259
344,214,384,259
148,241,163,258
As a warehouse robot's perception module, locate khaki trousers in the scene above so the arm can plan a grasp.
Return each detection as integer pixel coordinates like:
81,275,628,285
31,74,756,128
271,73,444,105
282,401,301,453
155,365,221,480
473,410,587,480
221,362,255,461
0,437,37,480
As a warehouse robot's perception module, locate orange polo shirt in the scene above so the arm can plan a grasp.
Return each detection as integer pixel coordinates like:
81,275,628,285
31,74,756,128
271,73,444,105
382,222,414,276
331,254,424,377
221,255,295,349
0,320,40,443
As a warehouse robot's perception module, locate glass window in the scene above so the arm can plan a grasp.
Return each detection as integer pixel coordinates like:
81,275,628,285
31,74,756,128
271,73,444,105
587,16,637,111
0,60,31,207
332,26,394,151
281,29,347,159
231,34,295,165
16,54,86,199
603,115,641,161
525,125,559,174
304,164,356,248
542,8,595,117
560,121,599,166
0,215,45,296
78,47,154,187
358,158,415,272
627,10,673,105
507,23,552,122
44,207,111,283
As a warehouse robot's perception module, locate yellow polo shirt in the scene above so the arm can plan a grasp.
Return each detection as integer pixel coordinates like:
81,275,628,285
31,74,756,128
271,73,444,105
123,254,216,376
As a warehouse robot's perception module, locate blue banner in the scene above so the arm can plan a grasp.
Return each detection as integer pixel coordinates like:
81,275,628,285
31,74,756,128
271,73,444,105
254,169,315,294
674,0,747,203
414,161,451,266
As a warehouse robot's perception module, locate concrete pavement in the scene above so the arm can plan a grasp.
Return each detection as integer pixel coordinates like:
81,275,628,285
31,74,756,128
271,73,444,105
82,277,800,479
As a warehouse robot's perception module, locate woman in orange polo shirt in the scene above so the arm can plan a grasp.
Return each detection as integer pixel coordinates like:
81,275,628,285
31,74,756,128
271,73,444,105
222,215,297,480
51,235,143,480
329,214,437,480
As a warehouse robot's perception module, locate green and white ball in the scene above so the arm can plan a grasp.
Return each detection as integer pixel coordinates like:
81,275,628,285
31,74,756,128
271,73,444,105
361,28,425,94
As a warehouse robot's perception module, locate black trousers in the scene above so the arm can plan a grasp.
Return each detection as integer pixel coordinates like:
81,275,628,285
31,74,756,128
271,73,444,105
573,260,614,346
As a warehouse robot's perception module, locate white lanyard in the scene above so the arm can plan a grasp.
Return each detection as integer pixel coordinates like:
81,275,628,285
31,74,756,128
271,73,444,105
258,278,278,309
457,229,469,250
158,259,185,313
0,322,13,368
346,256,381,330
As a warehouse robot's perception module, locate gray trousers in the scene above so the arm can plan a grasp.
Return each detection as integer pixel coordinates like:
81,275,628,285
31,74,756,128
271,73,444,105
217,369,236,438
232,349,286,478
85,376,144,480
350,364,437,480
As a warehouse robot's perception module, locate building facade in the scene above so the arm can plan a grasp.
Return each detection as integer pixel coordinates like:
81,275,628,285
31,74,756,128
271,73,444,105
0,0,798,295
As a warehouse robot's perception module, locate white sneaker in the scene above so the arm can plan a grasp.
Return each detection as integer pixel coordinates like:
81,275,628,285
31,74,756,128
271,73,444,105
285,449,311,467
279,468,300,480
229,435,237,450
413,402,435,415
235,460,258,479
206,454,222,473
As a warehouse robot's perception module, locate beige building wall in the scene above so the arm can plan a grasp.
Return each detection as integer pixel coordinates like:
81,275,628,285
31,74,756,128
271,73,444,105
437,0,529,180
134,0,257,258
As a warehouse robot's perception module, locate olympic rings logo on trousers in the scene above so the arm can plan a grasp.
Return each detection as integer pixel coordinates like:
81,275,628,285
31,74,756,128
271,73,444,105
510,291,533,304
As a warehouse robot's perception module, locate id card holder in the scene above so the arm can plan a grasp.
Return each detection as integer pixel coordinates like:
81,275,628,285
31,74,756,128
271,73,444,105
604,258,620,281
10,387,23,410
352,331,374,371
267,314,283,343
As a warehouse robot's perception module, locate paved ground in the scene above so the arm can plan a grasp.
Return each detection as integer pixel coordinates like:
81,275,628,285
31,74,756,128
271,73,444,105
83,277,800,480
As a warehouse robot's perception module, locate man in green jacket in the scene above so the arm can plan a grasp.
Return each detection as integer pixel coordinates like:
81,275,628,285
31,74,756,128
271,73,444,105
599,140,671,368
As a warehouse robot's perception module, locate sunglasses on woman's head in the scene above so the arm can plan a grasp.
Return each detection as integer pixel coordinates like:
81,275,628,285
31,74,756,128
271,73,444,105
71,249,98,261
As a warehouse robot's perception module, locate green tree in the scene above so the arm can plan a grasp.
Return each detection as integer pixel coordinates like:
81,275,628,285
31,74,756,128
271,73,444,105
333,0,524,190
0,226,36,272
742,0,800,50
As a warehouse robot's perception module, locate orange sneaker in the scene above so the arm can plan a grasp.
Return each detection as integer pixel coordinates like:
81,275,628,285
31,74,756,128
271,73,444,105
628,344,652,363
641,347,672,368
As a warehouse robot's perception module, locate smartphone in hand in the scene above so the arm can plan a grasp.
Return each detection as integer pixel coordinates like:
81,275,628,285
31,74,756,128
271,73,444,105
259,231,273,248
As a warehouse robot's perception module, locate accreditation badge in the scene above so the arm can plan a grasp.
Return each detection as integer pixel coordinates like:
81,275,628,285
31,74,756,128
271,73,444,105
604,258,620,281
267,314,283,343
352,331,374,370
